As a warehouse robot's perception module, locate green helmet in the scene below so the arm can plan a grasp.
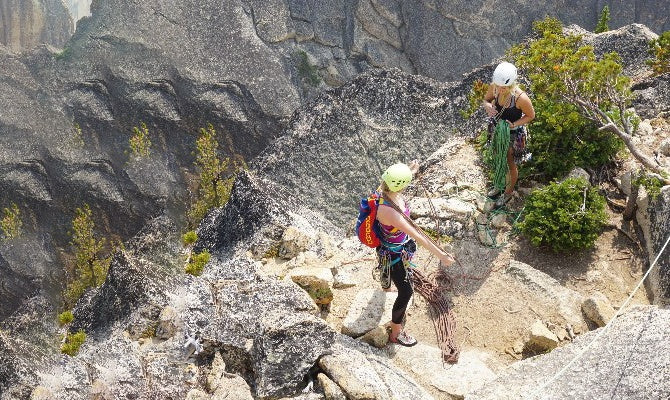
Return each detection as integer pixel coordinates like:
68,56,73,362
382,163,412,192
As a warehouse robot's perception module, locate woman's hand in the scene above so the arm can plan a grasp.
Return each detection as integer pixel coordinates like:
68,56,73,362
483,101,497,117
409,159,420,175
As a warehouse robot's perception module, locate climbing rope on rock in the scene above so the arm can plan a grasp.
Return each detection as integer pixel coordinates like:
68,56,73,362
410,266,460,363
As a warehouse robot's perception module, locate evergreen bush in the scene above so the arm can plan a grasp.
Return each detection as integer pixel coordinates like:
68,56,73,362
185,250,210,276
57,310,74,326
595,5,610,33
507,17,626,181
1,203,22,241
65,204,111,306
647,31,670,75
518,177,607,251
61,330,86,356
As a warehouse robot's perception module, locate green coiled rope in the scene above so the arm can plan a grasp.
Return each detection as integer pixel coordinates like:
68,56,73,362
492,120,510,192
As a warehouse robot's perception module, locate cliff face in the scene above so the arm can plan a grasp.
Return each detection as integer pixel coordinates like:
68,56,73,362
0,0,72,50
0,0,669,327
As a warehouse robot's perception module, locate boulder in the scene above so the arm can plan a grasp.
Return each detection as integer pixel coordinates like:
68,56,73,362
319,335,434,400
317,373,347,400
526,320,559,352
279,226,312,259
341,288,398,337
394,345,497,397
359,325,389,348
581,292,616,327
505,260,587,331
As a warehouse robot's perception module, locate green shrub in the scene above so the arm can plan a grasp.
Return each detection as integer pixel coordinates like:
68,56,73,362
633,172,665,200
57,310,74,326
522,99,624,180
182,230,198,246
65,204,111,306
1,203,22,241
61,330,86,356
647,31,670,75
595,5,610,33
72,123,84,147
296,50,321,87
518,177,607,251
188,124,244,226
460,79,490,119
129,122,152,158
185,250,211,276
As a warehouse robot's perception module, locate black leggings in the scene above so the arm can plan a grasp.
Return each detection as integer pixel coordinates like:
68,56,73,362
390,254,413,324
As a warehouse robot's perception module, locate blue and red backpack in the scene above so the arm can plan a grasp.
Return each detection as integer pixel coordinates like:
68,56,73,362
355,191,384,248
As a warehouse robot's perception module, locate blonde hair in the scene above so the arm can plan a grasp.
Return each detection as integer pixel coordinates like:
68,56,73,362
378,181,392,196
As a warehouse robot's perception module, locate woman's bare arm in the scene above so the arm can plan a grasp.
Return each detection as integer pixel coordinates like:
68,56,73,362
377,205,455,266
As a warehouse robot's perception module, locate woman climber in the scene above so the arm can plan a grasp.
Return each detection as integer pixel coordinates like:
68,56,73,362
375,161,456,347
482,62,535,207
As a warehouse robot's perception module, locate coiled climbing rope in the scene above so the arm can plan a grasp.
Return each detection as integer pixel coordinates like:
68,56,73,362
410,267,460,363
492,120,511,192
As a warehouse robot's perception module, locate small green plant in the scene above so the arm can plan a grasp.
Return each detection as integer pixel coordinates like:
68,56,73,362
1,203,22,241
188,124,244,225
57,310,74,326
55,47,72,60
518,177,607,252
595,5,610,33
460,79,490,119
633,172,665,201
296,50,321,87
129,122,152,158
140,322,159,339
61,330,86,356
182,231,198,246
72,123,84,147
301,283,333,305
185,250,210,276
64,204,112,306
647,31,670,75
262,241,282,259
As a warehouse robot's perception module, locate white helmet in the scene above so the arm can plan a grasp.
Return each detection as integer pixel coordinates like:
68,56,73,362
492,62,517,86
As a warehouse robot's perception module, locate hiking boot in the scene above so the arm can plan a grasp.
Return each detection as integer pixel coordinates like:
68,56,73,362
487,188,502,198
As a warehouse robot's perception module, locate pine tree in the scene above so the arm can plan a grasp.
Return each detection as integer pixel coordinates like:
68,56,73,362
595,5,610,33
65,204,111,305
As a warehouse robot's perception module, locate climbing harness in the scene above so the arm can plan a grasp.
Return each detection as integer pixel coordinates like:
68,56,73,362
374,239,415,290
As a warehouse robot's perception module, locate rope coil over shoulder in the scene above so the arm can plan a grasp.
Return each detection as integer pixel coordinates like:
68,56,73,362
492,120,511,192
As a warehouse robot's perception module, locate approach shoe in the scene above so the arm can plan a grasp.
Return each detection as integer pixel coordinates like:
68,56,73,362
495,192,513,208
389,331,418,347
487,188,502,198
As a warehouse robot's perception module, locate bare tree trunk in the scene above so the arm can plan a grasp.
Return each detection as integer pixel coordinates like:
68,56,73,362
623,179,640,221
599,123,670,184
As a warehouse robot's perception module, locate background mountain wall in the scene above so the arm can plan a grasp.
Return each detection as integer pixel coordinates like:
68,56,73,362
0,0,72,50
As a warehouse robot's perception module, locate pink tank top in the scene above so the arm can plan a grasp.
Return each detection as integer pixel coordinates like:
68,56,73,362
377,200,409,245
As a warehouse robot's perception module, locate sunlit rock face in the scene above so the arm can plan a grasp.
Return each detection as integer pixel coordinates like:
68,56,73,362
0,0,72,50
64,0,92,27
